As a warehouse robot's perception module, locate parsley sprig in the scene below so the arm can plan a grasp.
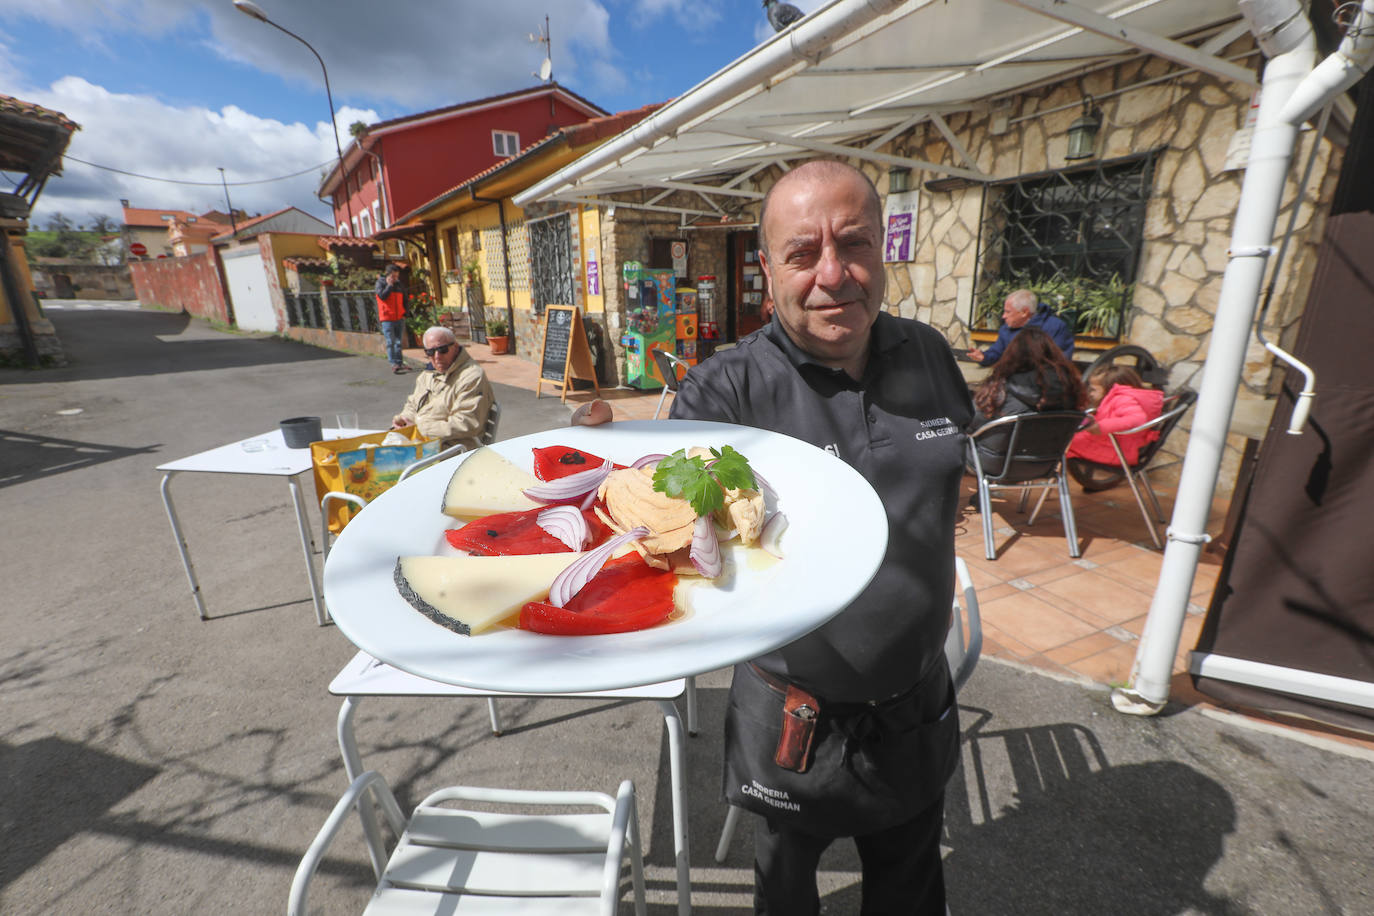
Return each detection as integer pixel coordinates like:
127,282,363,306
652,446,758,517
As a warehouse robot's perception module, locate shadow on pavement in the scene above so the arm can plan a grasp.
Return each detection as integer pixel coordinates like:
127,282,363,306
941,709,1238,916
0,737,159,890
0,429,161,489
0,309,347,386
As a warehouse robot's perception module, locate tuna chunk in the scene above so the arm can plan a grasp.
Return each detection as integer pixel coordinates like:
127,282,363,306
597,468,698,555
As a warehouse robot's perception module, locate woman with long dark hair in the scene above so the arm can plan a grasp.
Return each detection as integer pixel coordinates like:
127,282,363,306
968,326,1085,458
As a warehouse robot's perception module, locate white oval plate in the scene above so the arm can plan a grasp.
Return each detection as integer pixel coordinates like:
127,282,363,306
323,420,887,693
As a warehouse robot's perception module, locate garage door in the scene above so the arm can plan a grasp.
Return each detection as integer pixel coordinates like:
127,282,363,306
221,247,278,332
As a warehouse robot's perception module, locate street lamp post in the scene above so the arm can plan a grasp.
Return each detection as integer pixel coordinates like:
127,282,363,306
233,0,354,234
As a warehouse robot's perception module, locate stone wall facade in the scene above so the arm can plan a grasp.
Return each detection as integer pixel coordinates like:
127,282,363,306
882,37,1340,491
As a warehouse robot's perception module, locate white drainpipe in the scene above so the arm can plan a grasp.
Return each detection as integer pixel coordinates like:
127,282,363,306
512,0,905,208
1114,0,1374,715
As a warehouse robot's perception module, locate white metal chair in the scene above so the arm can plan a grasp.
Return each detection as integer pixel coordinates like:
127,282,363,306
1067,389,1196,549
330,651,695,916
287,771,646,916
651,349,690,420
712,557,983,862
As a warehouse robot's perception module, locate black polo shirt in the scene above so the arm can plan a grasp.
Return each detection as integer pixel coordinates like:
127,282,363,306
671,312,973,701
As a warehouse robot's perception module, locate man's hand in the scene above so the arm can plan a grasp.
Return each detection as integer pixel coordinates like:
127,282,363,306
391,416,413,430
571,399,614,427
966,348,985,363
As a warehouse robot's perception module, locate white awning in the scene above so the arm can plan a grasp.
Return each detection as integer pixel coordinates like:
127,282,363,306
515,0,1252,211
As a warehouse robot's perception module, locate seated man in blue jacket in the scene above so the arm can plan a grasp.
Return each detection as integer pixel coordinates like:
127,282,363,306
967,287,1074,365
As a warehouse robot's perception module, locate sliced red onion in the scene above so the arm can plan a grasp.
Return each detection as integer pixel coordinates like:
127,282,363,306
523,458,613,504
548,526,649,608
713,520,739,543
537,505,590,551
760,511,788,559
751,469,778,505
579,488,598,511
690,515,723,578
631,453,668,470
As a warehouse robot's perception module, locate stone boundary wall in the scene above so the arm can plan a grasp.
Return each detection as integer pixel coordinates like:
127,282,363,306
31,262,136,300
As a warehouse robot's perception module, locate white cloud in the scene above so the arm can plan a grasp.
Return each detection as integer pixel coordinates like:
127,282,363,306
15,76,376,226
2,0,626,111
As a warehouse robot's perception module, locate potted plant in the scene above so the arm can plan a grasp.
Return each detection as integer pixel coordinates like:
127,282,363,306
486,316,510,354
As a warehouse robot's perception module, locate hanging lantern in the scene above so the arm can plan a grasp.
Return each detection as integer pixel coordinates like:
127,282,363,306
1065,96,1102,161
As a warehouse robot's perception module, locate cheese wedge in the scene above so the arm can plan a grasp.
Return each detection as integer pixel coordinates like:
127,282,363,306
394,553,585,635
442,446,542,518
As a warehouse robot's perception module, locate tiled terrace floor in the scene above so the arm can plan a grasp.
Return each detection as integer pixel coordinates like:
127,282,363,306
414,341,1371,751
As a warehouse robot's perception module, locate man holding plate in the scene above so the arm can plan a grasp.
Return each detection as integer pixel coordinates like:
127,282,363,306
576,159,971,915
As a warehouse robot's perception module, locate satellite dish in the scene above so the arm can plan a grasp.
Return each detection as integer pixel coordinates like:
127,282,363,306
539,58,552,81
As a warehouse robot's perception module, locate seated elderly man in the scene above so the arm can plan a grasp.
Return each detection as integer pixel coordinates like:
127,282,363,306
391,327,494,451
967,287,1074,365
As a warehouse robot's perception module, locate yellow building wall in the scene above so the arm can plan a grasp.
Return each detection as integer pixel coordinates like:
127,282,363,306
580,206,604,313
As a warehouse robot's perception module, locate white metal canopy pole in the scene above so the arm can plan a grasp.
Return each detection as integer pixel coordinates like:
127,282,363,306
1117,0,1374,715
1111,12,1317,715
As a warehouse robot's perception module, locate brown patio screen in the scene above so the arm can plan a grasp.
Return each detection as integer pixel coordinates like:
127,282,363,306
1192,210,1374,734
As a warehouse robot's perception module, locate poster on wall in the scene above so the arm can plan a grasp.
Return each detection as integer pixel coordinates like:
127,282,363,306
883,190,920,263
671,240,688,278
586,247,600,296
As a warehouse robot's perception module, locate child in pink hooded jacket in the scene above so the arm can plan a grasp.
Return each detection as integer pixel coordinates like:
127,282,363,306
1067,366,1164,465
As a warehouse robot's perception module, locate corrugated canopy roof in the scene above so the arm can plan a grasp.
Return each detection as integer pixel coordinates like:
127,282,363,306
515,0,1255,212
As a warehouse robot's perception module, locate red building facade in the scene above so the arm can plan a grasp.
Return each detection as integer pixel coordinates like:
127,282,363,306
321,84,606,237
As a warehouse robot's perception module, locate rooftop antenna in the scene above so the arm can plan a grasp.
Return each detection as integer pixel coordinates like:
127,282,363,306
530,15,553,82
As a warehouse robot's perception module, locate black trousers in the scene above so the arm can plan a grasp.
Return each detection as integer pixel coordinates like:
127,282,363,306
752,790,947,916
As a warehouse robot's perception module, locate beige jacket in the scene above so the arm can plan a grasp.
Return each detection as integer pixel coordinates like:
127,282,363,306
395,349,494,451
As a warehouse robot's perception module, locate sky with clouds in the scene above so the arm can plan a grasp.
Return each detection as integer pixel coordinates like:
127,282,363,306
0,0,826,228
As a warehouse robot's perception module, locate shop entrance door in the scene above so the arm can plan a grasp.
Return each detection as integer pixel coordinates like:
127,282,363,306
731,230,764,339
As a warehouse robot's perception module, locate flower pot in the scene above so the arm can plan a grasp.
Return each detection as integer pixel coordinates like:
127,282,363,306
488,335,510,355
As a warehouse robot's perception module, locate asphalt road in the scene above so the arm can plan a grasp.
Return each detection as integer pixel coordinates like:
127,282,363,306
2,304,1371,915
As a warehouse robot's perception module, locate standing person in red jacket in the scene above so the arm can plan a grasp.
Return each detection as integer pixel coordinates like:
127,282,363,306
375,263,408,374
1067,365,1164,465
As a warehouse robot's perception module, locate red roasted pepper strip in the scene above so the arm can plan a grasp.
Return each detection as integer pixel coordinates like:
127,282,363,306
520,554,677,635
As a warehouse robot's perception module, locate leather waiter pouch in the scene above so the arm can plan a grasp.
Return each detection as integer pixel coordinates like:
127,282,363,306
774,683,820,772
723,659,960,837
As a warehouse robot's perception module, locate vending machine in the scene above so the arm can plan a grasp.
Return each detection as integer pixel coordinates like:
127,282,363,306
620,264,678,389
674,287,699,369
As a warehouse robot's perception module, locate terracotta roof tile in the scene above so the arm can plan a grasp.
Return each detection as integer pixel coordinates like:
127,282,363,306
317,235,380,252
0,94,79,132
283,256,332,269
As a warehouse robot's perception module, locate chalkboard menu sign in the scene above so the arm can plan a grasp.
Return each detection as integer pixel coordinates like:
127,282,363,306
536,305,600,403
540,306,573,383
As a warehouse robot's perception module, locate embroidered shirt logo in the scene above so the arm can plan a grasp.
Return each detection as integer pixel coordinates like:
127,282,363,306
914,416,959,442
823,443,840,457
741,779,802,812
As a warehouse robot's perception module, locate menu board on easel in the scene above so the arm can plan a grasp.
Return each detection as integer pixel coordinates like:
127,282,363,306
536,305,601,403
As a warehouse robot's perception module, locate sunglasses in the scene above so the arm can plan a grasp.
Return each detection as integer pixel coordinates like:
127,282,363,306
423,343,454,357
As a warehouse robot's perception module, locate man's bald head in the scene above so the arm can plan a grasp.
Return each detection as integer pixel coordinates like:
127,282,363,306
757,160,883,258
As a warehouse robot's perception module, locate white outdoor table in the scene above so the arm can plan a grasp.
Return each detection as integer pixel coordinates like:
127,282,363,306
158,427,369,625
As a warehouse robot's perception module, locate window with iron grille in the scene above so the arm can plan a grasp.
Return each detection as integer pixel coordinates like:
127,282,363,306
973,152,1156,340
481,222,530,291
528,212,574,317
